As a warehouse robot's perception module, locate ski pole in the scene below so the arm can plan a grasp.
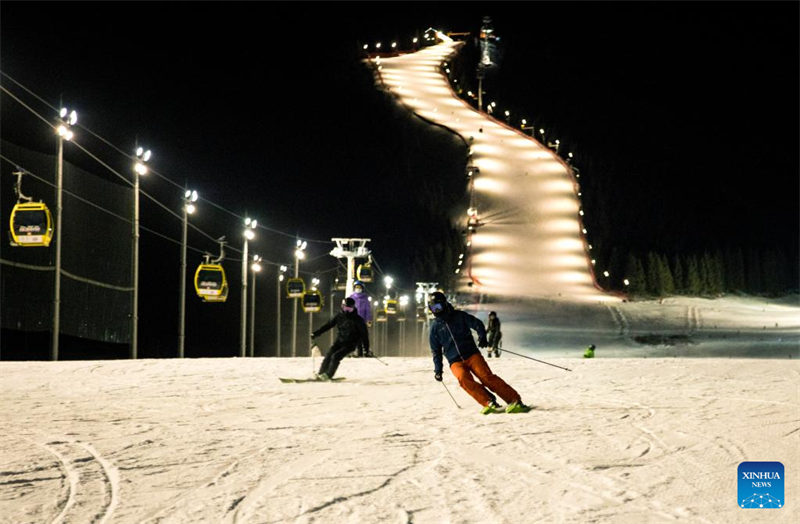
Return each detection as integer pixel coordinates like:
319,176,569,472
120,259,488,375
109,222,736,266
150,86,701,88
500,348,572,372
440,380,462,409
369,353,389,366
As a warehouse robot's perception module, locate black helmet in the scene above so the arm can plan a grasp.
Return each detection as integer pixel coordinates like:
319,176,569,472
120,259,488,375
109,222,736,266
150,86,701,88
428,292,449,317
353,280,364,291
342,297,356,313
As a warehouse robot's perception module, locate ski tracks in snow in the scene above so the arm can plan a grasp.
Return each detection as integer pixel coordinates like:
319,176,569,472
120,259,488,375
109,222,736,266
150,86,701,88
606,304,629,337
3,434,120,524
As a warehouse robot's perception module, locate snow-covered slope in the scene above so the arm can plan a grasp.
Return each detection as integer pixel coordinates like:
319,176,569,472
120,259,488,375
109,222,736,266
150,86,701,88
375,33,613,303
2,356,797,523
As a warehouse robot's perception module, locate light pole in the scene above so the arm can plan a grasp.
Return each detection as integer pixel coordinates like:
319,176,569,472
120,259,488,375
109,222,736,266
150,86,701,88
241,217,257,358
249,254,262,357
291,239,307,357
383,275,393,354
178,189,198,358
276,264,287,357
399,295,409,355
52,107,76,361
132,145,151,360
521,118,535,136
308,277,320,344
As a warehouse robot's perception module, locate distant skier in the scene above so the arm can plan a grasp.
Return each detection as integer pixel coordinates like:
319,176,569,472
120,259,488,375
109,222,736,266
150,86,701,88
486,311,502,358
427,292,531,414
311,297,370,380
583,344,596,358
348,280,373,357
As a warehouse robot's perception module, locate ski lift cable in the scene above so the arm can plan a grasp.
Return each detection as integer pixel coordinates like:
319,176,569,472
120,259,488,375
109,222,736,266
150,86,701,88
1,71,334,245
0,71,58,112
0,155,231,259
0,90,253,256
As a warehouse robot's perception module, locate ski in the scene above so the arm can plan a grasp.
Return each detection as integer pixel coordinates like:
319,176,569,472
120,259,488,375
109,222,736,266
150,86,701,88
278,377,346,383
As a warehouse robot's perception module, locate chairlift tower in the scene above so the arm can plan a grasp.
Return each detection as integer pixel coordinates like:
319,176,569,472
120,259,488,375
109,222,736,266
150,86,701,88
330,238,371,297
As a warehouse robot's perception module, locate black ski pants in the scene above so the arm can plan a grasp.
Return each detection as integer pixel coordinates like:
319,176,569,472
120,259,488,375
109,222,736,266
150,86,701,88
319,339,357,378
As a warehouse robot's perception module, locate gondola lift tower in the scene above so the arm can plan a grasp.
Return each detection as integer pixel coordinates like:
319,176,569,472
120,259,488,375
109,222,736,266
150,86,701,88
330,238,371,297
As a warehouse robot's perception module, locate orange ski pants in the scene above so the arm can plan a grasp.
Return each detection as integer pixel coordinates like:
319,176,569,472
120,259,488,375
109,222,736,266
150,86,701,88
450,353,521,407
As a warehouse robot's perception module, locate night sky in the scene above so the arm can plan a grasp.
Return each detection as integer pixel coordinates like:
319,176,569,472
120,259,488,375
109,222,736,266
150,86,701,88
2,2,797,355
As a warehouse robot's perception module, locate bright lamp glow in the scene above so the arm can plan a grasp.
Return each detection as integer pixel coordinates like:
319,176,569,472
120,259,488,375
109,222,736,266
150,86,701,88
134,162,148,175
244,229,255,240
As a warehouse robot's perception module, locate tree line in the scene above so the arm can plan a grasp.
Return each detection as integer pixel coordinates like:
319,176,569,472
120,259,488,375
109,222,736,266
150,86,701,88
599,247,797,298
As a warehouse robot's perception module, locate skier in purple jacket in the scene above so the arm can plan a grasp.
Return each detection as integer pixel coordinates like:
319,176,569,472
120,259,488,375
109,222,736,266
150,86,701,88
349,280,373,357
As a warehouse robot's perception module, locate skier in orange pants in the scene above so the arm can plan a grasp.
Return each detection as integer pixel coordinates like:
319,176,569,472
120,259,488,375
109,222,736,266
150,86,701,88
427,292,531,414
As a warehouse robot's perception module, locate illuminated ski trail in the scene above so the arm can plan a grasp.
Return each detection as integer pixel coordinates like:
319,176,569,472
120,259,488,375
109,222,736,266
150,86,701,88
374,32,617,303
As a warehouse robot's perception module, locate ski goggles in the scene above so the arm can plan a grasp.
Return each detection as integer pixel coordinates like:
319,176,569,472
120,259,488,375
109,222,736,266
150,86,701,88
428,301,445,313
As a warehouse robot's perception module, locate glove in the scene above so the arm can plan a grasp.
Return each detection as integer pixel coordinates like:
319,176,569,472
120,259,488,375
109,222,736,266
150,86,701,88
434,372,443,382
478,337,489,348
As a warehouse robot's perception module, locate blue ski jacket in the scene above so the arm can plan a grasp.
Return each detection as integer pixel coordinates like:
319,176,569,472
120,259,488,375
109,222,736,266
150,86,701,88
429,309,488,374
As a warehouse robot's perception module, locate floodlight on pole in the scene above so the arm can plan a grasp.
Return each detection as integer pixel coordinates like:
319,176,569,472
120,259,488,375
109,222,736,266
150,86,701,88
51,106,77,360
178,187,198,358
276,264,288,357
241,217,257,358
249,254,261,357
291,239,307,358
131,143,151,360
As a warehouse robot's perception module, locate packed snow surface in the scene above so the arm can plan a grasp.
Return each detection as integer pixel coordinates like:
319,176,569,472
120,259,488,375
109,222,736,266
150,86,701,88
2,341,798,522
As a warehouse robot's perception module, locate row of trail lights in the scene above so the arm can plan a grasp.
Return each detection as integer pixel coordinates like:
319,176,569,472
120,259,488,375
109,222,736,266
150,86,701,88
362,37,420,54
457,39,628,291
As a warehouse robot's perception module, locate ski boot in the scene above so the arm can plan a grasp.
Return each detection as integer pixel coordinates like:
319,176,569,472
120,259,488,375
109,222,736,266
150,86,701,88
505,400,532,413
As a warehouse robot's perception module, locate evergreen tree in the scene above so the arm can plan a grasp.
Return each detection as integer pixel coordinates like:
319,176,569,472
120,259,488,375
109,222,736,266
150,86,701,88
745,248,762,293
646,252,662,296
624,253,646,295
724,247,746,292
761,249,789,296
686,255,702,295
659,254,676,296
672,256,685,294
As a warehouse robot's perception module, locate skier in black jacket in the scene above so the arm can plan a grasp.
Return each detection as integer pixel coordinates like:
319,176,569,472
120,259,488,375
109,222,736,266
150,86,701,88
311,297,370,380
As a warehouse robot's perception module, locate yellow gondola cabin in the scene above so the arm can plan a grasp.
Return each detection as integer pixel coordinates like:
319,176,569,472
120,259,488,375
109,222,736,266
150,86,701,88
194,264,229,302
9,202,53,247
385,299,398,315
286,277,305,298
302,290,323,313
356,262,374,282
